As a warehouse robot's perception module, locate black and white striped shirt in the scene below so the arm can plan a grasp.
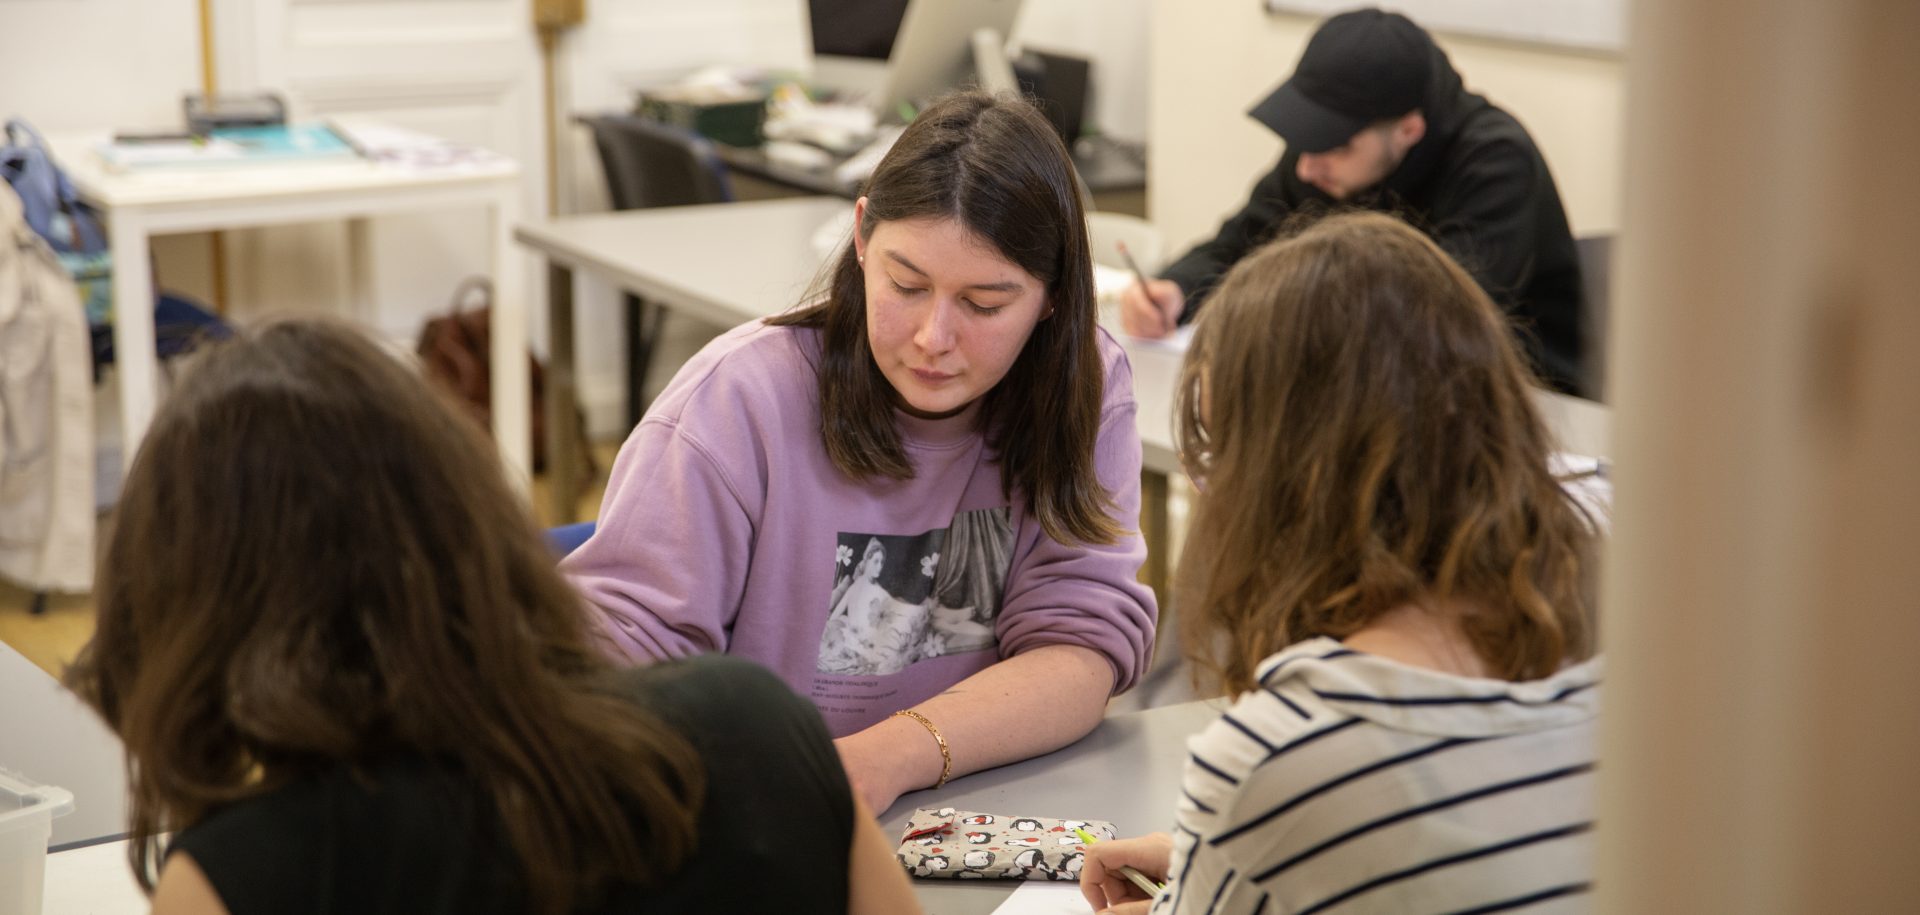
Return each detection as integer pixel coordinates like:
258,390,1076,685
1152,637,1601,915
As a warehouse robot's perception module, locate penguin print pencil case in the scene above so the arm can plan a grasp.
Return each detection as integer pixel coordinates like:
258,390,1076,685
895,806,1118,881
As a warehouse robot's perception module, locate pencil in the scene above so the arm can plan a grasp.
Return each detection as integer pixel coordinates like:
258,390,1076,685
1115,240,1153,291
1074,826,1165,898
1115,240,1170,335
328,120,372,160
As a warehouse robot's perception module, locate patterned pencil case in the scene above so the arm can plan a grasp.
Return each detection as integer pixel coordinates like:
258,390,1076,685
895,806,1118,881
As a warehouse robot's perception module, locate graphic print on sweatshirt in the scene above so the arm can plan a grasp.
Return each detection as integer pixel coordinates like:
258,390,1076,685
815,507,1013,676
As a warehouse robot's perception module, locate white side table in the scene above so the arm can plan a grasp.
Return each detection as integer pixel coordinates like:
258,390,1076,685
47,124,531,483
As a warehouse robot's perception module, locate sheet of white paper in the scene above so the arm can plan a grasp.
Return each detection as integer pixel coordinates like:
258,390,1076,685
44,839,148,914
991,879,1099,915
1125,322,1194,353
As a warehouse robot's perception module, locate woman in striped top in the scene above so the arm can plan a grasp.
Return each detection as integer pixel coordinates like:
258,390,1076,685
1082,212,1603,914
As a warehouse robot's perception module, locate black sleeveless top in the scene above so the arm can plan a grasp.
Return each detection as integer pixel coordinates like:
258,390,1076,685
169,656,854,914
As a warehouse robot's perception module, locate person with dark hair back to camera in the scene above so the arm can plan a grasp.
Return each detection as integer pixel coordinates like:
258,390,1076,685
1120,8,1589,396
67,318,921,914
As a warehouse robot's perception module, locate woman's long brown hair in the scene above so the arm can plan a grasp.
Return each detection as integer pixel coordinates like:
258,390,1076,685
65,318,704,912
1174,212,1597,694
768,89,1119,546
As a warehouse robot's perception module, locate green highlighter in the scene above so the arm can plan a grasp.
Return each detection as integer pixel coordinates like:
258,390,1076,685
1073,826,1166,898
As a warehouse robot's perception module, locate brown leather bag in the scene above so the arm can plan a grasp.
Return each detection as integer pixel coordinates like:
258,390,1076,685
416,277,588,476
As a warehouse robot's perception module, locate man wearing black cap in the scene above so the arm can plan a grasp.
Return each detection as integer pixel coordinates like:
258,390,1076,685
1121,8,1587,395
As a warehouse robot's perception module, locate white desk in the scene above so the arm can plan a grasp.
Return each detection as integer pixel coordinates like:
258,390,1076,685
46,125,531,482
0,642,126,849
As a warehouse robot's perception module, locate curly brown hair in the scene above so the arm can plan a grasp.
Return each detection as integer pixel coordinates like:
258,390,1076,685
1174,211,1597,694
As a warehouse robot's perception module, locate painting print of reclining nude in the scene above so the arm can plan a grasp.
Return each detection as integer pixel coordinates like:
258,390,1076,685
816,507,1013,676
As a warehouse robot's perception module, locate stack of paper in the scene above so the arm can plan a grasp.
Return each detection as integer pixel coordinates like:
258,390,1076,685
95,124,359,171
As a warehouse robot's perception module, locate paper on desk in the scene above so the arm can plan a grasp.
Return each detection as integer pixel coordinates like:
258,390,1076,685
991,880,1099,915
44,839,148,914
1127,323,1195,353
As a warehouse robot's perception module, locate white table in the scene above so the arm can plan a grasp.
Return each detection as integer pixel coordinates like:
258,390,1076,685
44,838,145,915
46,124,531,482
0,642,126,849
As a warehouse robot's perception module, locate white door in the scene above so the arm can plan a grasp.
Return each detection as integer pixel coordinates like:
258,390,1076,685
208,0,547,344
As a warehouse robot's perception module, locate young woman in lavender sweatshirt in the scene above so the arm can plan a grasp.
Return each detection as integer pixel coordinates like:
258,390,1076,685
563,90,1158,814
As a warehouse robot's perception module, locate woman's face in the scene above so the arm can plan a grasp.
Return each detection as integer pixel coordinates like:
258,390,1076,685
859,545,885,578
852,201,1050,419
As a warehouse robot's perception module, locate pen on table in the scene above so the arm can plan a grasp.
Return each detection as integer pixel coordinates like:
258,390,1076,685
328,120,373,160
1074,826,1165,898
1114,240,1170,336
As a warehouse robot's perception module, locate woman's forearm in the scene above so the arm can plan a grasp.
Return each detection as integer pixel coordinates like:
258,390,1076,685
837,643,1115,810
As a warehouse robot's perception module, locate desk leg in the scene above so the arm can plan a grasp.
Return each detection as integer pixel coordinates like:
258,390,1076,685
545,261,581,524
489,191,531,489
108,215,157,470
1140,468,1171,649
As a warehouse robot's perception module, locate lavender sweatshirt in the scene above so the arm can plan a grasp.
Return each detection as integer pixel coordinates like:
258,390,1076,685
563,321,1157,737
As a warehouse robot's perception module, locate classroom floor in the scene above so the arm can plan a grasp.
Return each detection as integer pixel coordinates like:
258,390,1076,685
0,440,624,679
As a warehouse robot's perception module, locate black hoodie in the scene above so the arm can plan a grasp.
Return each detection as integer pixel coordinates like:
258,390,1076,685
1161,45,1588,396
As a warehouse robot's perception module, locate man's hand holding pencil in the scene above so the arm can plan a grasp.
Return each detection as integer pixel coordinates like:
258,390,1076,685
1115,240,1186,339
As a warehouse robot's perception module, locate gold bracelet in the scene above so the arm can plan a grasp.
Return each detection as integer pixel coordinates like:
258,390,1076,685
892,709,953,789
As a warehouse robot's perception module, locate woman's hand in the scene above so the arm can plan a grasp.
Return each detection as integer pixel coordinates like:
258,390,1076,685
1119,278,1185,338
1080,832,1173,914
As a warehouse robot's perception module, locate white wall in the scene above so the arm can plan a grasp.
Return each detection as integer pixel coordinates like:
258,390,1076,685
1148,1,1624,252
0,0,219,301
0,0,200,133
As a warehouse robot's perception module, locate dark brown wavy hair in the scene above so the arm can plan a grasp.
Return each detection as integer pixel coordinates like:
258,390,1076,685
768,89,1118,546
65,318,704,913
1174,211,1597,694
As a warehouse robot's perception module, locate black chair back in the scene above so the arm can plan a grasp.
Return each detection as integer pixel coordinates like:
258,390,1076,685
584,115,733,210
580,115,736,426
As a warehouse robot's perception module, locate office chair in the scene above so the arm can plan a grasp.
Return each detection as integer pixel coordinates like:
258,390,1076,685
582,115,735,426
1574,234,1613,400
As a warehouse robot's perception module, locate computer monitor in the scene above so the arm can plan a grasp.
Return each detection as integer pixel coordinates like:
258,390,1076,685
869,0,1025,121
806,0,909,98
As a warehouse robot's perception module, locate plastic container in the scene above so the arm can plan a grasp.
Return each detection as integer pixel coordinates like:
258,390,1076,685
0,769,74,915
635,88,768,148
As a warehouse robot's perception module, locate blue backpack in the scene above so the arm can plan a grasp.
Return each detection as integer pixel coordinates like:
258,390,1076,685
0,119,111,325
2,118,230,375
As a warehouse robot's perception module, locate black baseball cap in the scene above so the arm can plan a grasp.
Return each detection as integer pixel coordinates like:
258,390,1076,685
1248,9,1433,153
